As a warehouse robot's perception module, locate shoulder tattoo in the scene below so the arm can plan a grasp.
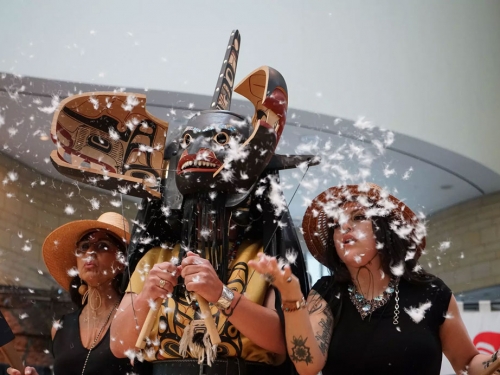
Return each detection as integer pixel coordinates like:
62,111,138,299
307,290,324,315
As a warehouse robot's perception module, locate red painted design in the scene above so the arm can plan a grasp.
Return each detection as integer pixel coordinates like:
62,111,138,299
473,332,500,355
176,148,223,174
262,88,288,141
55,122,117,173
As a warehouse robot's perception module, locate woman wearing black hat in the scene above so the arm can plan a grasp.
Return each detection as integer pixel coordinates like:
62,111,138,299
250,183,497,375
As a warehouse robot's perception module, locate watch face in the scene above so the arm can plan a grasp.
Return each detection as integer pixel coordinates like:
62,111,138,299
216,285,234,310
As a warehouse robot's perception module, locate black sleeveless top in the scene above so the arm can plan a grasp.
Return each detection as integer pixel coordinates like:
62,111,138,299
52,309,145,375
0,310,14,346
312,276,452,375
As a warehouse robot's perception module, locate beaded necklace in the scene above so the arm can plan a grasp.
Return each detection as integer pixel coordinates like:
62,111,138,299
348,278,399,320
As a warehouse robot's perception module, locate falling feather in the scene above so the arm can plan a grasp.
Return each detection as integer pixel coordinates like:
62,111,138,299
404,301,432,323
285,249,298,265
390,261,404,277
438,241,451,251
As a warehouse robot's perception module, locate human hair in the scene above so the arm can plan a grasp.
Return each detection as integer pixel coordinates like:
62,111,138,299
323,215,435,287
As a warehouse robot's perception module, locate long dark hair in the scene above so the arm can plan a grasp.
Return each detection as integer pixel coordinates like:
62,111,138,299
323,215,435,287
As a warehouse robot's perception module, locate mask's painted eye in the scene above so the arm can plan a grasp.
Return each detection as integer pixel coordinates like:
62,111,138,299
214,132,229,145
183,133,192,146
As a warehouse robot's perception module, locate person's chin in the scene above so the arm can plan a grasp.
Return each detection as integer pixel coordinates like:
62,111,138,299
343,253,370,267
81,270,101,282
345,260,370,269
346,253,380,269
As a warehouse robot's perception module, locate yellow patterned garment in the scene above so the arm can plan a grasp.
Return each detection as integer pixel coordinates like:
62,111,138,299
127,240,280,365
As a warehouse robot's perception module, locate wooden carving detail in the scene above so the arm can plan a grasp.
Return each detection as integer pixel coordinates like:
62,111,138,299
234,66,288,143
50,92,168,198
211,30,241,111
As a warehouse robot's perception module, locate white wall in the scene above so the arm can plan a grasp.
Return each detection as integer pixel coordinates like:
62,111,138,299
441,302,500,374
1,1,500,174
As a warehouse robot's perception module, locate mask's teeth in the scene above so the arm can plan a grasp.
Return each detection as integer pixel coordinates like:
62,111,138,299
181,159,220,170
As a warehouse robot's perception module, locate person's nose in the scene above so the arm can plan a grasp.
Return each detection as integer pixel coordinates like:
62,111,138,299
340,221,352,233
79,247,97,257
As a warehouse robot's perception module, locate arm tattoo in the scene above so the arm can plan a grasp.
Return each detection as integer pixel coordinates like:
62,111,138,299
290,336,314,365
308,290,324,315
315,305,334,356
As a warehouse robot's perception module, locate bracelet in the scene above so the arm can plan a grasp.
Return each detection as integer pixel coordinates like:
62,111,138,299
222,292,243,318
214,285,235,310
281,296,307,312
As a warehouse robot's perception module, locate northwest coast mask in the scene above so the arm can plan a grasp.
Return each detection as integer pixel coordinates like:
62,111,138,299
175,66,289,196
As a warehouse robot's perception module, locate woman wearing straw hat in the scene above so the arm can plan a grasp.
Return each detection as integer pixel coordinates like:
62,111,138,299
8,212,148,375
250,183,498,375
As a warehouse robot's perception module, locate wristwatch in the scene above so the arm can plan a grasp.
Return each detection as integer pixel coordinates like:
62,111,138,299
214,285,234,310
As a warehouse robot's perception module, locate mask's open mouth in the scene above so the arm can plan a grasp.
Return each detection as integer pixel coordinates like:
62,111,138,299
176,149,223,174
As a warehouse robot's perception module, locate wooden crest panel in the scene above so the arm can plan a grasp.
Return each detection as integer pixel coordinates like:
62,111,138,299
50,92,168,198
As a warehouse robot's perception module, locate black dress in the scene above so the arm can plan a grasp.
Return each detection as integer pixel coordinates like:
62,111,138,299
52,309,148,375
312,276,452,375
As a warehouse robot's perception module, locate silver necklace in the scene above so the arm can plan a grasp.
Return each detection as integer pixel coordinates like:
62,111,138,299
393,282,400,325
348,278,399,320
81,301,119,375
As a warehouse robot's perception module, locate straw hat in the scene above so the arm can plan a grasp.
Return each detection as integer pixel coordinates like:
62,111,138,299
302,183,426,267
42,212,130,291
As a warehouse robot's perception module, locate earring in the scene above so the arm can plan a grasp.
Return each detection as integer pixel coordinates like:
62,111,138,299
78,281,89,306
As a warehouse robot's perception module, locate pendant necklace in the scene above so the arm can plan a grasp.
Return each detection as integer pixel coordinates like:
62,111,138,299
81,300,119,375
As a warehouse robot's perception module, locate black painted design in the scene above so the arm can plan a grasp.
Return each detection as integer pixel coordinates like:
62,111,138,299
63,107,121,138
88,135,112,153
211,30,240,111
154,260,250,359
63,107,162,178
